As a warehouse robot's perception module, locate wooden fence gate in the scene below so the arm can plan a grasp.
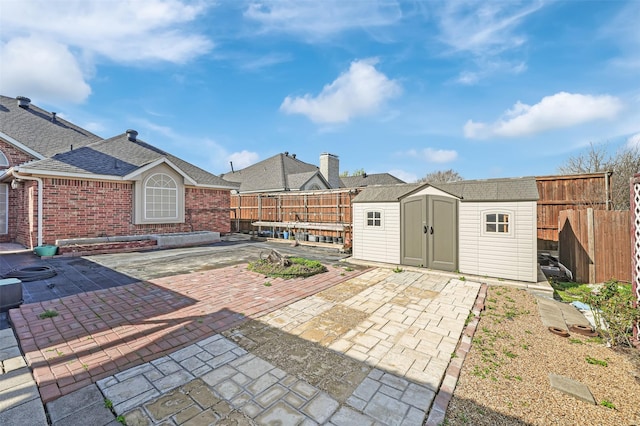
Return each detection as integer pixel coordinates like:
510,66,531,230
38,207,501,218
558,208,631,284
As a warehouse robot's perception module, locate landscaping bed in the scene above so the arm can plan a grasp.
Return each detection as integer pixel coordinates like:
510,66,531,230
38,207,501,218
445,286,640,425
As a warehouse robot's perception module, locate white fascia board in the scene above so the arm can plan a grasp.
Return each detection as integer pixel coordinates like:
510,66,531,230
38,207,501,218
0,131,46,160
123,157,197,185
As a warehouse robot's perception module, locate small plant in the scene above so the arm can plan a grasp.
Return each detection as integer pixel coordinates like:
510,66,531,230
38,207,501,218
584,279,640,347
39,309,58,319
344,267,354,272
464,311,475,326
264,282,272,287
585,356,608,367
569,338,584,344
392,266,403,273
459,276,466,281
600,400,616,409
117,415,126,424
104,398,113,409
503,350,518,359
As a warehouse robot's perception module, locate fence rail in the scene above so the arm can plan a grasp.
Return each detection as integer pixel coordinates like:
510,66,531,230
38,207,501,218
558,208,630,283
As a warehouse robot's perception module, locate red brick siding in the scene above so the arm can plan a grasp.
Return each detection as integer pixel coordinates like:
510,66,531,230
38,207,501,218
18,179,232,245
1,138,38,243
0,138,37,167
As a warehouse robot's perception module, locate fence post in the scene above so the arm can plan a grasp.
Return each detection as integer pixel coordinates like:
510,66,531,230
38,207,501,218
631,175,640,345
587,208,596,284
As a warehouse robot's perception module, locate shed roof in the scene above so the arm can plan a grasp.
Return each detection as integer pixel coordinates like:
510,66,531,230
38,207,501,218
353,177,539,203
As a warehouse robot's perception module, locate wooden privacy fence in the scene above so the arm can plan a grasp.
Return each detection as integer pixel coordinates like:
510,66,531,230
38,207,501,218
558,208,630,283
230,189,356,241
536,173,611,246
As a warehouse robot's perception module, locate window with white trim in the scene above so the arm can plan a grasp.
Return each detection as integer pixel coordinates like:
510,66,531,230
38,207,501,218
0,184,7,234
144,173,178,220
485,212,510,234
366,211,382,227
0,151,8,168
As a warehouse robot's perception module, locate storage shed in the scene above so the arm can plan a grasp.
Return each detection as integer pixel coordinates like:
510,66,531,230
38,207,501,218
352,177,539,282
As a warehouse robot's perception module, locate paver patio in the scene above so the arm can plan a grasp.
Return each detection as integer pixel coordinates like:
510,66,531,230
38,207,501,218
9,263,364,403
93,268,482,425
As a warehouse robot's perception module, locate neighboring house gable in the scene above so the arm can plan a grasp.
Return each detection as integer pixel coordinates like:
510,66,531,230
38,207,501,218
221,152,330,193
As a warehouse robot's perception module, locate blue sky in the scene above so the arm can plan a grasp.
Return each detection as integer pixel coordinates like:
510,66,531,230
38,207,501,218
1,1,638,183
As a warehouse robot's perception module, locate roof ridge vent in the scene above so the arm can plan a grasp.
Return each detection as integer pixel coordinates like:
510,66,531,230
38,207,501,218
126,129,138,142
51,112,57,122
16,96,31,108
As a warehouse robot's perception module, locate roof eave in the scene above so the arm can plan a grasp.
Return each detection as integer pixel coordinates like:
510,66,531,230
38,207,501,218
0,131,47,160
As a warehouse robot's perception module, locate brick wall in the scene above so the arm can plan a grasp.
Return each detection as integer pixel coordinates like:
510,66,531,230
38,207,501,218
0,138,36,166
30,178,231,245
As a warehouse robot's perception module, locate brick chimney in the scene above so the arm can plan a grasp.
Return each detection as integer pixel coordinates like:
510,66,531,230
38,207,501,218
319,153,340,189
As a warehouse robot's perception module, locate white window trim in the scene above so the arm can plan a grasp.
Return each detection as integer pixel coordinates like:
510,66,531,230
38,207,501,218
481,210,514,237
0,150,8,167
365,210,384,229
0,183,8,234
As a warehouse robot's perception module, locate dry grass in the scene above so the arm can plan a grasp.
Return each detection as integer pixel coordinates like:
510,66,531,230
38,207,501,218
445,286,640,426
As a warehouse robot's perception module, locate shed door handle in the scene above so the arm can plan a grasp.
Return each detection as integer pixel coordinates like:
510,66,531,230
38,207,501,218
423,225,428,234
430,226,434,235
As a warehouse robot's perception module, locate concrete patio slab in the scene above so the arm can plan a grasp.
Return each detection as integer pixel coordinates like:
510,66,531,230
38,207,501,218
548,373,596,405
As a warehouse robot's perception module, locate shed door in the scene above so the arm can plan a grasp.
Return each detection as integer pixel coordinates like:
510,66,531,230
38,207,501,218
401,196,426,267
401,195,458,271
428,196,458,272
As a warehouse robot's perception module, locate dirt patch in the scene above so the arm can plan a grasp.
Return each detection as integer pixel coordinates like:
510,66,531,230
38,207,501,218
224,319,370,402
294,305,369,346
446,286,640,425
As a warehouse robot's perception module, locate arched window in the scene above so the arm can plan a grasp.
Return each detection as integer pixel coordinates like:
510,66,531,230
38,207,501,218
144,173,177,219
0,151,8,168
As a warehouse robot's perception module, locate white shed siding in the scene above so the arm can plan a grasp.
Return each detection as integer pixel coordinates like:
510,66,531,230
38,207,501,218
458,201,537,282
353,202,401,264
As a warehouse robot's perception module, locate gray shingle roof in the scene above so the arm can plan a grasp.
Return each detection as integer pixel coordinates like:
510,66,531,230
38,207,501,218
220,153,326,192
353,177,539,203
18,133,238,188
352,184,421,202
0,95,101,158
340,173,405,188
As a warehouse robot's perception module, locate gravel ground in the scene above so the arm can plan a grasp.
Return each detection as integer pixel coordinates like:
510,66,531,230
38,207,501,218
445,286,640,426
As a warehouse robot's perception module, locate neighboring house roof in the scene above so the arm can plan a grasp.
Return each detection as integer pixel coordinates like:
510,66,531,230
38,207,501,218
220,153,328,192
17,133,238,188
353,177,539,203
340,173,405,188
0,95,101,158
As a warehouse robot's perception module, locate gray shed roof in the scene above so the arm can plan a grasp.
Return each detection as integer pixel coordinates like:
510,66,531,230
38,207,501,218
18,133,238,188
220,153,327,192
340,173,405,188
0,95,101,158
353,177,539,203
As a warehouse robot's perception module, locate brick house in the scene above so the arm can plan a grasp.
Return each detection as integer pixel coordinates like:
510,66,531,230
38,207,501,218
0,95,238,249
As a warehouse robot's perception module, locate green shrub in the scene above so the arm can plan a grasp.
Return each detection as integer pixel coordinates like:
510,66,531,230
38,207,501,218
585,280,640,347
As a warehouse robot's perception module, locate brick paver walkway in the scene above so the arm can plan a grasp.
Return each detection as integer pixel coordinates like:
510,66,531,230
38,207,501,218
9,264,363,403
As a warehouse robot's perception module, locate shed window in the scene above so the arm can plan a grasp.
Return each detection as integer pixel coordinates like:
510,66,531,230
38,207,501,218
366,211,382,227
144,173,178,220
485,212,510,233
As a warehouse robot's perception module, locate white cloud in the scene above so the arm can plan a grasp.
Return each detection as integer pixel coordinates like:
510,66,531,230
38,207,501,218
388,169,417,183
244,0,402,41
0,0,213,103
228,150,259,170
0,37,91,103
464,92,624,139
627,133,640,149
404,148,458,163
280,58,401,123
433,1,544,83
